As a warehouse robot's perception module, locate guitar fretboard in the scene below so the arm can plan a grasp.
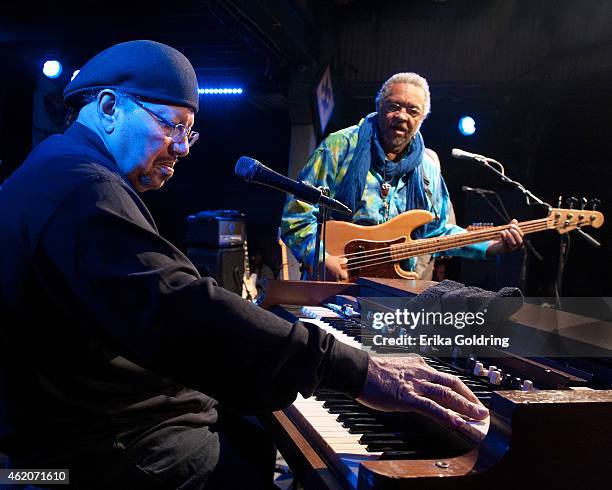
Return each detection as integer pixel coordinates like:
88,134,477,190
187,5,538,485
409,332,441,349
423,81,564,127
391,218,548,259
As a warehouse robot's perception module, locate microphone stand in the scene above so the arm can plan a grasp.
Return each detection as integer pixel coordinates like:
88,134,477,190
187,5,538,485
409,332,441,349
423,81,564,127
311,187,330,281
555,234,570,309
471,154,600,306
468,187,543,291
471,154,551,209
470,188,543,260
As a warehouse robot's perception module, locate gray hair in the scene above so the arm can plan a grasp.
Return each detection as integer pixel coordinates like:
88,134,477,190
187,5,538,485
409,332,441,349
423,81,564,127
375,72,431,116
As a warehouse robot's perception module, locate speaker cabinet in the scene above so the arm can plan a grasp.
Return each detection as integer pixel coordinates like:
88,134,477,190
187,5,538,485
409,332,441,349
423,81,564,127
187,247,245,295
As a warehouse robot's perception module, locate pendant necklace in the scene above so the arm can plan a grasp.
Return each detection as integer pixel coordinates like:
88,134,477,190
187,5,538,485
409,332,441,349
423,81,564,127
380,165,391,221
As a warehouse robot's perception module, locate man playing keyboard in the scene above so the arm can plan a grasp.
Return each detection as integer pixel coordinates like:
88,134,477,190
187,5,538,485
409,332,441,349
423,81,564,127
0,41,487,489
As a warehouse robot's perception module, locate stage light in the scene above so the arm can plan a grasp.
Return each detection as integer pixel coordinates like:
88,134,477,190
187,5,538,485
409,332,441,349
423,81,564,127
198,88,244,95
42,60,62,79
458,116,476,136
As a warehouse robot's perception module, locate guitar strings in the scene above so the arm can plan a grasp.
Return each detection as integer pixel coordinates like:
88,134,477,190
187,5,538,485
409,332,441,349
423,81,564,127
338,220,543,260
342,222,543,271
341,218,585,272
339,220,542,263
343,221,548,271
341,223,572,272
345,230,537,271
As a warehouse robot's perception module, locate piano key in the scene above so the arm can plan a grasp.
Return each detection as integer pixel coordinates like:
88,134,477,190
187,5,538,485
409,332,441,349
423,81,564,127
328,406,370,414
331,415,382,426
315,391,350,398
347,424,387,434
322,401,363,409
359,432,404,443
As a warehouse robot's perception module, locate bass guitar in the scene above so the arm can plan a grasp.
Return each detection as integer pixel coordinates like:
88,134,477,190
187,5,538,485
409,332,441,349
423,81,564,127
325,208,604,282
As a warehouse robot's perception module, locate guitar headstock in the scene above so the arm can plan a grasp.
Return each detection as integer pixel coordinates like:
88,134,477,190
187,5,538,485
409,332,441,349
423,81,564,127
547,207,604,234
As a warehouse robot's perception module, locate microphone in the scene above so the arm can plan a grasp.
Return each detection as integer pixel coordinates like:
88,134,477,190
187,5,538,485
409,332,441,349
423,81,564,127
462,185,496,196
451,148,488,161
235,156,352,216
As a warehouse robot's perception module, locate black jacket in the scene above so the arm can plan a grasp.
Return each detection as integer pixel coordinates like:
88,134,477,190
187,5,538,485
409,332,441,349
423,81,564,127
0,122,368,462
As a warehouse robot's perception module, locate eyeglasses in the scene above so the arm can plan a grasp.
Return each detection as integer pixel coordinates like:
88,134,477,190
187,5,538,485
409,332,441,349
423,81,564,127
127,96,199,147
383,101,423,118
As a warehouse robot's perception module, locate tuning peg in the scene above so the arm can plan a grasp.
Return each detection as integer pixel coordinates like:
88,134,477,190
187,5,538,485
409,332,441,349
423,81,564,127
557,195,563,207
565,196,578,209
580,197,587,210
589,198,601,211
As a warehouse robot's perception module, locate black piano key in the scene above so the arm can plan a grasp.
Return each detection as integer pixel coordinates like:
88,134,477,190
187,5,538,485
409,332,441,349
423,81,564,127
337,415,384,424
315,394,351,403
322,401,361,409
359,433,404,443
341,418,380,428
323,404,364,412
328,406,370,414
348,423,387,434
321,398,359,405
366,441,427,452
336,412,380,422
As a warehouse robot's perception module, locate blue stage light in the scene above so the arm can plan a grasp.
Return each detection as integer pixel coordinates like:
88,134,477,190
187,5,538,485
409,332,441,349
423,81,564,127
458,116,476,136
198,87,244,95
43,60,62,79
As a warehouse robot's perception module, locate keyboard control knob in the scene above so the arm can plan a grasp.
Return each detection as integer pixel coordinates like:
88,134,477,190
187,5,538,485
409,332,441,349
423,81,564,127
342,304,355,316
521,380,534,391
473,362,488,377
489,370,502,385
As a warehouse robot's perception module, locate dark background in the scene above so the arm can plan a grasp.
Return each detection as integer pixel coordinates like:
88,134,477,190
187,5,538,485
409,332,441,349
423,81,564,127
1,0,610,296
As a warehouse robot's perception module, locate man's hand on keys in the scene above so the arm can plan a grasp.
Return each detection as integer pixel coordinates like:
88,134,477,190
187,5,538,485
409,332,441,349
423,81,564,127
356,355,489,439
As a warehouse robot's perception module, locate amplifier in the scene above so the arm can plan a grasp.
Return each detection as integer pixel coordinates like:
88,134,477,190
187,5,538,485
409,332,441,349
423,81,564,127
186,209,245,248
186,246,244,295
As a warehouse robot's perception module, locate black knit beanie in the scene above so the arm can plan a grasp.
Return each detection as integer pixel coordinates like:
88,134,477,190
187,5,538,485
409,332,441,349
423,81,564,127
63,40,199,113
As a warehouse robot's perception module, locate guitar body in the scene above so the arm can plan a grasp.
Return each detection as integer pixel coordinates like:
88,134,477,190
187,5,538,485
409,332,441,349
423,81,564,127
326,210,434,282
343,237,418,281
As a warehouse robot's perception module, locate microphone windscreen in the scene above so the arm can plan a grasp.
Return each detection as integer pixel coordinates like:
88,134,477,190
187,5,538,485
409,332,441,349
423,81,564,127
235,156,259,181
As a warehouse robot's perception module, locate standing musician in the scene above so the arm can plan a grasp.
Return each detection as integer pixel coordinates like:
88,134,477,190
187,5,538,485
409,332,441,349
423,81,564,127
0,42,489,489
281,72,524,281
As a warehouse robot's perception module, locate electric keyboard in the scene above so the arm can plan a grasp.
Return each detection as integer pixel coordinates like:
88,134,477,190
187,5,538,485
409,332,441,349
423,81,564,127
261,279,612,489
